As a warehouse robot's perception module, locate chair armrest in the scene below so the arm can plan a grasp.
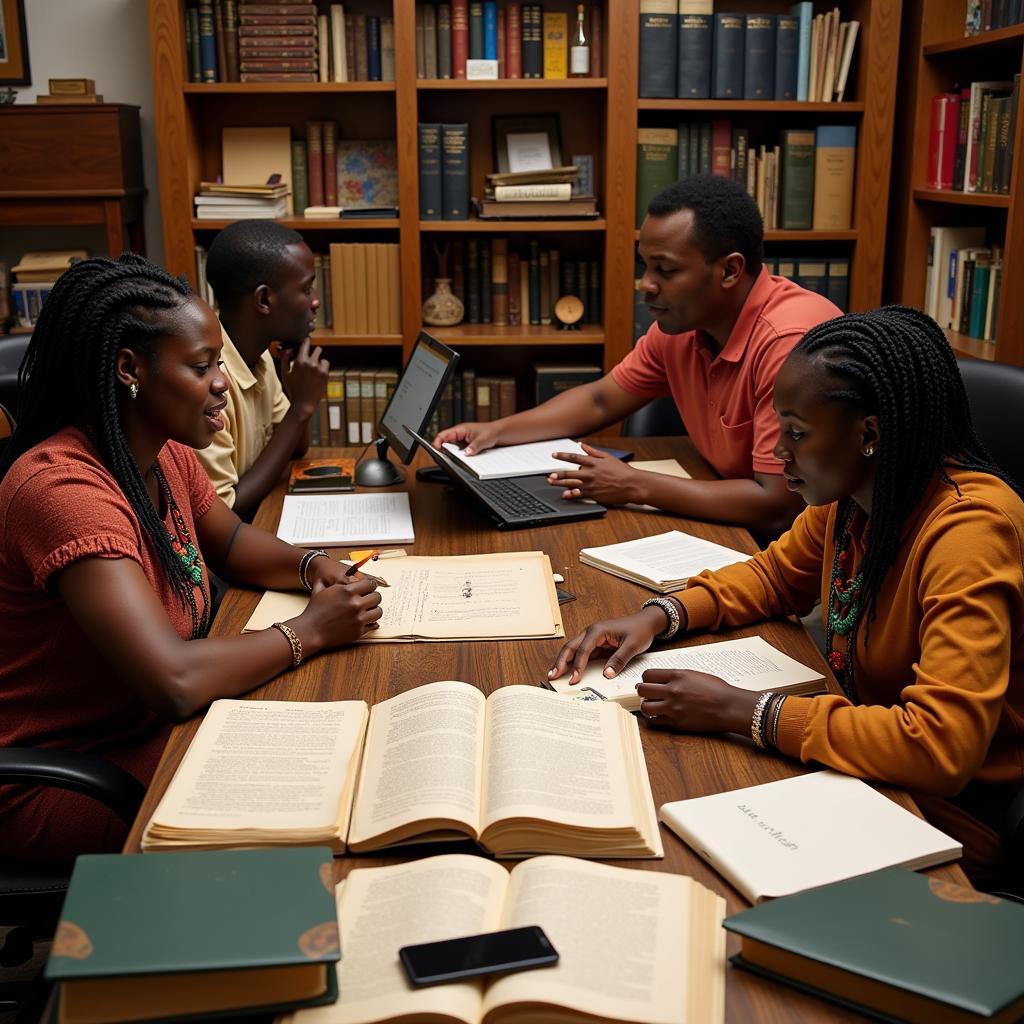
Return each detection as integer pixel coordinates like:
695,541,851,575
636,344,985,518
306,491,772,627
0,749,146,825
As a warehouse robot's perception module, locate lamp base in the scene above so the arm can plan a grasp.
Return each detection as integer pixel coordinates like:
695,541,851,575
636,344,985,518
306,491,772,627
355,439,406,487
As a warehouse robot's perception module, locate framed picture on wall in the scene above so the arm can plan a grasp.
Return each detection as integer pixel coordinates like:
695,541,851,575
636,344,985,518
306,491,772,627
0,0,31,86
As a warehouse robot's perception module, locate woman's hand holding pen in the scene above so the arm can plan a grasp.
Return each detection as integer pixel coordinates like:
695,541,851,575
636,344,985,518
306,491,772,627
294,575,382,651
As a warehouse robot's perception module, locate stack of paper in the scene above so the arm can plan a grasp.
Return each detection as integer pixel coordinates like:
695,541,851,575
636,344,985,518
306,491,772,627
276,492,414,547
546,635,825,710
579,529,750,592
441,439,586,479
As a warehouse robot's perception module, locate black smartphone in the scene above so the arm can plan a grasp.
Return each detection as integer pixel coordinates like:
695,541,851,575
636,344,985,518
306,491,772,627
399,926,558,987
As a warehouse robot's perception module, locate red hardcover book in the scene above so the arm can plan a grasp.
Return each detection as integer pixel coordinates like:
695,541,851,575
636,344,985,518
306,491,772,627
345,13,356,80
214,0,228,81
497,6,506,78
238,34,316,47
239,3,316,12
354,15,369,80
238,58,316,69
237,24,315,36
234,45,316,57
711,119,732,177
323,121,338,206
452,0,469,78
307,121,324,207
508,250,521,325
928,94,960,190
240,71,316,80
506,2,522,78
589,4,602,77
237,12,317,26
223,0,240,80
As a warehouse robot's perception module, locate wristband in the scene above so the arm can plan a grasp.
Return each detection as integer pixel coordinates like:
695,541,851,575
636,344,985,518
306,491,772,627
751,691,776,750
640,597,682,640
299,549,329,592
272,621,303,668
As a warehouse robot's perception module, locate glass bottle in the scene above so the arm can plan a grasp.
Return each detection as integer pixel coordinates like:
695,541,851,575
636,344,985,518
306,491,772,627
569,4,590,78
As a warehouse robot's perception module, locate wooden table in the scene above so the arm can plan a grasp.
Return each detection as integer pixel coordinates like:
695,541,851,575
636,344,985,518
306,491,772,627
125,437,970,1022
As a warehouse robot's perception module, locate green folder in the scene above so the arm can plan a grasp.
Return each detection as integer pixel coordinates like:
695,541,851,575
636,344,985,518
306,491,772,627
46,847,340,1024
724,868,1024,1024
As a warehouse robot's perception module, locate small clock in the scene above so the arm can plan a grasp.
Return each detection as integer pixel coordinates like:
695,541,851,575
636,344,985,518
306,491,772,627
554,294,585,330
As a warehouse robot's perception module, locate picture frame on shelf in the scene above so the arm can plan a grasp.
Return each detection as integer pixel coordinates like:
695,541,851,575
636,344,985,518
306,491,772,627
493,114,562,173
0,0,31,86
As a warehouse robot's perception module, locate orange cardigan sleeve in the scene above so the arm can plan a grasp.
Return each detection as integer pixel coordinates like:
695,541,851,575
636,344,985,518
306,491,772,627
774,500,1022,796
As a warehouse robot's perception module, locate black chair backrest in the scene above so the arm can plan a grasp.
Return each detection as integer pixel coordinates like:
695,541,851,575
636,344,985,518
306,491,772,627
956,358,1024,489
0,333,30,416
620,395,686,437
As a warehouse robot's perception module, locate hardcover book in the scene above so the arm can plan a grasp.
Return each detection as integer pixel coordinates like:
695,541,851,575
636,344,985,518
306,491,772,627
418,123,443,219
743,13,775,99
676,2,712,99
335,139,398,208
711,12,744,99
542,11,568,78
774,13,799,99
638,0,677,97
780,129,815,229
441,123,470,219
812,124,856,230
636,127,679,227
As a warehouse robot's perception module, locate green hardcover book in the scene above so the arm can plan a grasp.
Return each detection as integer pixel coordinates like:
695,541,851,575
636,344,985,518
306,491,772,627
677,122,691,178
725,868,1024,1024
780,128,815,230
969,259,991,339
291,138,309,215
636,126,679,227
187,6,202,83
46,848,340,1024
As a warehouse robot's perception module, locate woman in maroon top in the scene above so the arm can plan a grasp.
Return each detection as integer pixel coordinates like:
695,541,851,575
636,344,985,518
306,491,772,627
0,254,382,865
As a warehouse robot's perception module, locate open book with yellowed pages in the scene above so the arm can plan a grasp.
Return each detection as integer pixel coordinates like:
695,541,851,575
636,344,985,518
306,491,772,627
278,854,725,1024
546,636,825,711
243,552,563,642
142,683,663,859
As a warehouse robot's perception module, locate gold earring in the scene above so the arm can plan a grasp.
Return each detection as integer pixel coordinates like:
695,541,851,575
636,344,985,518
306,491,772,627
863,446,874,457
129,382,139,399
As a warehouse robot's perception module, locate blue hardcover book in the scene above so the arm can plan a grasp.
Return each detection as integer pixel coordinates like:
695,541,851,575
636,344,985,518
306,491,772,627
441,123,470,220
826,258,849,311
483,0,497,59
417,123,443,220
711,12,744,99
789,2,812,102
775,13,799,100
677,9,712,99
743,13,775,100
367,16,382,80
469,1,483,59
677,122,691,177
198,0,218,82
639,0,678,99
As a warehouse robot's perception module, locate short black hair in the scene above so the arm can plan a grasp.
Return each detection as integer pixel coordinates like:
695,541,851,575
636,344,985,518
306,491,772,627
205,219,306,308
646,174,764,276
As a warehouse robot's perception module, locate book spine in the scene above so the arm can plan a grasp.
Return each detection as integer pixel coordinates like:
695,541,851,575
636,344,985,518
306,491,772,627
223,0,240,80
366,16,382,80
498,377,516,419
381,16,395,81
214,0,229,83
774,13,799,100
437,4,452,77
344,12,356,79
953,87,970,190
508,250,521,324
497,5,505,76
812,124,856,230
441,123,470,220
636,127,679,227
780,129,815,230
711,119,731,177
199,0,219,81
507,2,522,77
969,262,990,337
239,71,316,80
826,258,849,311
354,14,368,80
452,239,465,301
467,238,481,321
418,123,443,219
480,240,493,322
576,258,587,319
638,0,677,98
237,23,316,36
462,367,476,419
793,1,812,102
323,121,338,206
187,7,202,82
452,0,469,77
539,249,550,324
424,5,438,77
543,11,567,79
712,13,744,99
416,6,426,79
1004,74,1020,195
589,4,602,77
528,239,541,324
548,248,560,315
589,259,601,322
483,0,497,59
526,5,543,79
732,127,749,185
743,14,775,100
676,13,711,99
469,0,483,58
291,139,309,214
307,121,324,207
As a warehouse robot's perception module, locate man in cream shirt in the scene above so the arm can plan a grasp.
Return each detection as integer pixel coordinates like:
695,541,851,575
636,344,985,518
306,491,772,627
198,220,329,519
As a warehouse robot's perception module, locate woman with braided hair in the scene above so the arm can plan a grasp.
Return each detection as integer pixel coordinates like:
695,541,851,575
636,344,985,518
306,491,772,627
550,306,1024,886
0,254,382,865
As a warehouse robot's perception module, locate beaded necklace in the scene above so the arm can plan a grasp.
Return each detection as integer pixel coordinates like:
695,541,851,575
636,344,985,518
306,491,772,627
152,465,209,633
825,502,863,699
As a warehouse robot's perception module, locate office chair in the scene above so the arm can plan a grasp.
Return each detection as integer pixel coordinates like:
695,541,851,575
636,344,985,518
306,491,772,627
0,749,146,1019
0,333,29,418
620,395,686,437
956,357,1024,487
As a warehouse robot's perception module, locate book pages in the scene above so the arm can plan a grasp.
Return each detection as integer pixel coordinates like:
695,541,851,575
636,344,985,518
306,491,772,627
276,493,415,547
142,700,368,852
442,438,585,479
548,635,825,710
659,771,962,904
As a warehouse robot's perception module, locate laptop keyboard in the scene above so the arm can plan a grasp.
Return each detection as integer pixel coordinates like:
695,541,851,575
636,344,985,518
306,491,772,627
478,477,555,518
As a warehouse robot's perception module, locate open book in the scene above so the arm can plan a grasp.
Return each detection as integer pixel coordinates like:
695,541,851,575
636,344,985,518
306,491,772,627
546,636,825,710
243,552,563,642
579,530,750,593
142,683,663,859
279,854,725,1024
659,771,961,904
441,439,586,479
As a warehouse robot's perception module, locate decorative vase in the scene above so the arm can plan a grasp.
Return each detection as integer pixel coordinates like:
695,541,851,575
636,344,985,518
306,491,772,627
422,278,464,326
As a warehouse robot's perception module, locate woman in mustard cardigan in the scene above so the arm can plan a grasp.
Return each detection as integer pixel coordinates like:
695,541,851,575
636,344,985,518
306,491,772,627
549,306,1024,889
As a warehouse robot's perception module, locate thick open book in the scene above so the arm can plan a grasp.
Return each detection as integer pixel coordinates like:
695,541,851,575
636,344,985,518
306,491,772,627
142,683,663,859
277,492,415,547
278,854,725,1024
546,636,825,710
243,552,563,642
659,771,961,904
579,530,750,593
441,439,586,479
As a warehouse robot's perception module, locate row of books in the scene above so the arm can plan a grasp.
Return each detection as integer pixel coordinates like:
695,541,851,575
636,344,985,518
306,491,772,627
295,126,398,213
418,124,471,220
636,123,856,231
928,76,1019,195
924,227,1002,342
425,239,601,326
414,1,602,79
965,0,1024,34
314,366,398,446
183,1,395,83
639,2,858,102
194,180,290,220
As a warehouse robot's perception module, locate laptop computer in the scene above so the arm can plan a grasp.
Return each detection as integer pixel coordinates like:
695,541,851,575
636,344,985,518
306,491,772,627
406,429,607,529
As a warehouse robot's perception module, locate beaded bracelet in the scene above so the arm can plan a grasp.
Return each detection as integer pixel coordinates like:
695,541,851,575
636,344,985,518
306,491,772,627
272,621,303,668
768,693,787,749
298,549,329,592
751,691,776,750
641,596,683,640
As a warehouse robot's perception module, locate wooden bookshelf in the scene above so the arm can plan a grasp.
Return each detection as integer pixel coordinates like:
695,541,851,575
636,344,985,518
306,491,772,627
889,0,1024,366
149,0,900,382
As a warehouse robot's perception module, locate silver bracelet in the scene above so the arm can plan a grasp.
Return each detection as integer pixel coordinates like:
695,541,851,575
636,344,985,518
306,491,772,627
769,694,787,749
298,549,329,592
751,691,776,750
641,597,682,640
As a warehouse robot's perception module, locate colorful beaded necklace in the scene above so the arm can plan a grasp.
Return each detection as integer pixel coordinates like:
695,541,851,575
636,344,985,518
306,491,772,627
153,465,205,586
825,502,863,699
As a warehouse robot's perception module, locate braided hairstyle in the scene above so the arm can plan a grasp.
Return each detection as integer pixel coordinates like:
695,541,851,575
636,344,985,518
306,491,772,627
1,253,210,638
795,305,1023,651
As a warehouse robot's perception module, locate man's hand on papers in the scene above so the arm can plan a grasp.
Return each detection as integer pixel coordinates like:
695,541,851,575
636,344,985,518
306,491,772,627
547,442,643,504
434,420,503,455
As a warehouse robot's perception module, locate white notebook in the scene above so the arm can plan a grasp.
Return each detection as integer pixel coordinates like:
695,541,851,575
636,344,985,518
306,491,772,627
442,439,585,479
547,635,825,710
579,529,750,593
659,771,962,904
276,492,415,547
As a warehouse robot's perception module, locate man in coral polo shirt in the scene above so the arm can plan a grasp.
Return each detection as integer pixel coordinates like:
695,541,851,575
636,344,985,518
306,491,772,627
435,175,841,535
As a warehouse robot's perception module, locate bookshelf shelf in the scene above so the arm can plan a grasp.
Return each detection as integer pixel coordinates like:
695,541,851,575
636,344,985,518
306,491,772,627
312,332,404,347
428,324,604,345
912,189,1011,208
182,82,396,94
636,100,865,114
923,23,1024,57
947,329,997,361
192,218,402,231
417,78,608,90
632,228,858,242
422,219,607,232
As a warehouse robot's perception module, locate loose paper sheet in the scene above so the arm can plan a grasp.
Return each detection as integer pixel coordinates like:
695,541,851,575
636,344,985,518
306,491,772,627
442,439,585,479
276,493,415,547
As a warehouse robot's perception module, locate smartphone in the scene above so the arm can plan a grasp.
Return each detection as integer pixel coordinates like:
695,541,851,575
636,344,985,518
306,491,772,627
399,926,558,987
